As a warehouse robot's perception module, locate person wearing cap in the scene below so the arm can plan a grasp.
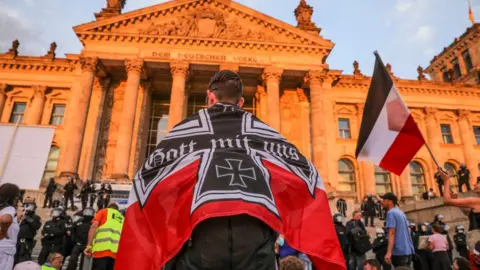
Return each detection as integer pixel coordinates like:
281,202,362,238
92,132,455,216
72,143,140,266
38,208,66,265
458,163,472,193
381,192,415,267
43,178,57,209
66,207,94,270
41,252,63,270
84,202,124,270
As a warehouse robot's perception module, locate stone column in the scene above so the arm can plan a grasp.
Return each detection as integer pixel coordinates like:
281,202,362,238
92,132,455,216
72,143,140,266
399,166,414,201
168,61,189,131
255,86,267,122
59,57,97,177
113,59,144,180
424,107,443,192
0,84,7,120
458,109,479,184
356,103,376,196
457,52,468,75
262,66,283,131
25,85,47,125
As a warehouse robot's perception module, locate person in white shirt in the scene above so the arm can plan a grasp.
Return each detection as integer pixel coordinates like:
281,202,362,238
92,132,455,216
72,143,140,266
0,183,21,270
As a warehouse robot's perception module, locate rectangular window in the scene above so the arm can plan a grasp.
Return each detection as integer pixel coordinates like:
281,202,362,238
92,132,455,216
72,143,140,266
49,104,66,125
474,126,480,145
452,58,462,78
9,102,26,123
462,50,474,71
338,118,351,139
441,124,454,144
441,67,451,82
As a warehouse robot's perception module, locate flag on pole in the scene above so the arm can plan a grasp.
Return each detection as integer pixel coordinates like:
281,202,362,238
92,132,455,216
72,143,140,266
355,53,425,175
469,0,476,25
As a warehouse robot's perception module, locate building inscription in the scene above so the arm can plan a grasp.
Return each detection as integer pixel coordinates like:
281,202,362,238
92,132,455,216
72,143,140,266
149,51,266,64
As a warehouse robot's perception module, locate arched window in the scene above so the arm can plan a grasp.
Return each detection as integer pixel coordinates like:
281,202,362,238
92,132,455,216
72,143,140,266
410,161,426,198
444,162,459,189
338,159,356,192
374,166,392,195
41,146,60,187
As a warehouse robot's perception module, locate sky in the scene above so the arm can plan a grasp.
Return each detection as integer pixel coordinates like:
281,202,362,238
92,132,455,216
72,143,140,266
0,0,478,79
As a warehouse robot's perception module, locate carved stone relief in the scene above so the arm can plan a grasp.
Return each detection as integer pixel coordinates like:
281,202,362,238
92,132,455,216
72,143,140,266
137,7,274,42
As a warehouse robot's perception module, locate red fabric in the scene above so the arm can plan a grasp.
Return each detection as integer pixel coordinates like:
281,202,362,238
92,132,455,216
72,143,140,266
115,159,345,270
380,115,425,175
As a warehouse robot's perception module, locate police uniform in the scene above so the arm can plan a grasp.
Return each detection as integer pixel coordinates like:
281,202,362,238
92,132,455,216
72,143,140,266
66,208,94,270
38,209,66,265
372,228,390,270
454,225,468,259
15,205,42,264
333,213,349,265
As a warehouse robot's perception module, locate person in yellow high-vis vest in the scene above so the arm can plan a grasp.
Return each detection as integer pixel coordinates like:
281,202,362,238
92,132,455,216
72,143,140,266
84,202,124,270
41,252,63,270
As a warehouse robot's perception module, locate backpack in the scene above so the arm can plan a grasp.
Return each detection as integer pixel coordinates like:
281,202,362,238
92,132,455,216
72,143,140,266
349,226,372,254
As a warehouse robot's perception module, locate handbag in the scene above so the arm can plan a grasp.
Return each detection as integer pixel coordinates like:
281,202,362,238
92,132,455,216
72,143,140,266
417,235,429,250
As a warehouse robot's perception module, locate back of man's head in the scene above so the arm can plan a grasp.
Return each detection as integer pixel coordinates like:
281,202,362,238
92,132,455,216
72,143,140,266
363,259,381,270
279,256,305,270
208,70,243,103
108,202,119,210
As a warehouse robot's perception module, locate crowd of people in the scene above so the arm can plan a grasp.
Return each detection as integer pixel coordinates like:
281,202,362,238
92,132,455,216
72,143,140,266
0,180,124,270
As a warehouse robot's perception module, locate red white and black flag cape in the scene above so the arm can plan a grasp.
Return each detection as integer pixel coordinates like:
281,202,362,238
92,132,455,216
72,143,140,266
116,103,345,270
356,53,425,175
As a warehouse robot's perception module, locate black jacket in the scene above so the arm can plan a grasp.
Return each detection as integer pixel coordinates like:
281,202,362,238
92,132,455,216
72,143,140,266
18,213,42,240
64,182,78,196
72,218,92,245
366,198,376,216
45,182,57,195
458,168,470,182
334,223,349,260
41,219,65,246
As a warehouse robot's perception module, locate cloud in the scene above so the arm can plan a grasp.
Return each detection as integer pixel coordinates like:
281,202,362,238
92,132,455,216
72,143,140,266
395,1,415,13
410,25,434,43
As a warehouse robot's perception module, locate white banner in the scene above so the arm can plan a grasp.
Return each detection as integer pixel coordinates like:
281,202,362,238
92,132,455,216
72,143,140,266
0,124,55,189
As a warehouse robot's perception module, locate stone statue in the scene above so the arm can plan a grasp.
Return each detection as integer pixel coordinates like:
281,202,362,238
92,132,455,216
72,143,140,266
386,63,394,77
294,0,320,34
353,60,363,76
107,0,126,10
45,42,57,59
417,66,427,81
7,39,19,58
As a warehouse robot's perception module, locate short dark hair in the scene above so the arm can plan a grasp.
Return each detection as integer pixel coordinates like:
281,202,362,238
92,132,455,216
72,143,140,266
108,202,119,210
0,183,20,205
280,256,305,270
454,256,472,270
363,259,381,269
432,223,444,233
208,70,243,102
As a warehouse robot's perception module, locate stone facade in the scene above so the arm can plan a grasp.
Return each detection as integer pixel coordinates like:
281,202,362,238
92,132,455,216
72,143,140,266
0,0,479,203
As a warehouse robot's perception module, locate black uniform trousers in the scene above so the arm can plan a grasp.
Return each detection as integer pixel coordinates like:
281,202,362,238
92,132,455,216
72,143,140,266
66,243,86,270
43,193,53,208
458,179,472,193
65,194,75,210
15,239,35,264
38,244,62,266
92,257,115,270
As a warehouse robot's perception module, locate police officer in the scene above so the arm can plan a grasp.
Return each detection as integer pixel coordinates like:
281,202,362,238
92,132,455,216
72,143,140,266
97,184,107,210
59,206,75,265
79,181,92,210
454,225,468,259
372,228,390,270
417,222,432,270
38,208,65,265
458,163,471,193
333,213,349,265
15,204,42,264
66,208,94,270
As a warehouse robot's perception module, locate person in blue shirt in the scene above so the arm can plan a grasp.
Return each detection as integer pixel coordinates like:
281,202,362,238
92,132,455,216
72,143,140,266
381,192,415,268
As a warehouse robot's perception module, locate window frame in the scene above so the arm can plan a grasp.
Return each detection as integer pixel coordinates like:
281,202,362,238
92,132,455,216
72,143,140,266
462,50,474,72
338,159,356,192
441,66,451,82
49,104,66,126
409,161,427,199
444,162,459,190
440,124,454,144
338,118,352,139
374,166,392,195
9,102,27,124
451,57,462,78
41,146,60,187
474,126,480,145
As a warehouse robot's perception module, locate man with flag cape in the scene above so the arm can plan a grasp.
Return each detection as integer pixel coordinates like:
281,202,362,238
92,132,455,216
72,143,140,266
115,70,345,270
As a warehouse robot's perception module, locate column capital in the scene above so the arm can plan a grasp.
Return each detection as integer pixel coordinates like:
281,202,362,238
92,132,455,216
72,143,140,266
125,58,144,74
458,109,471,120
0,83,8,94
255,85,266,100
80,57,98,73
262,66,283,84
170,61,190,77
304,69,326,86
424,107,439,118
220,63,240,73
32,85,48,99
93,77,111,91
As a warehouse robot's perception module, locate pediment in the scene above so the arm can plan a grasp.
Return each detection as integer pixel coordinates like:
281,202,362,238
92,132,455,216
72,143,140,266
335,104,356,115
74,0,333,51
